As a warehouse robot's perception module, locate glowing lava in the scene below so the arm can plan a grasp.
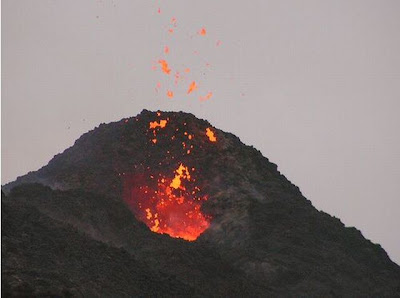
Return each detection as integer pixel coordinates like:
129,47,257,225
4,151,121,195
149,119,168,129
170,164,190,189
187,81,198,94
158,59,171,75
124,164,210,241
199,27,207,36
121,114,219,241
200,92,213,102
206,127,217,142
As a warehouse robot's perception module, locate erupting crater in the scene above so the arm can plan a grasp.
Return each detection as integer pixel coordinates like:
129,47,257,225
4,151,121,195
122,113,217,241
123,164,210,241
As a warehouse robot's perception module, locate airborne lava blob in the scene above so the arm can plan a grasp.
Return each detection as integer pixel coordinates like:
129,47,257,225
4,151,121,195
152,2,222,100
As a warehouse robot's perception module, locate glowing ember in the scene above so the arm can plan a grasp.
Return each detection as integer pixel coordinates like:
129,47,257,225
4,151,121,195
187,81,198,94
158,59,171,74
170,164,191,189
199,92,213,102
146,208,152,219
149,119,168,129
206,127,217,142
151,2,225,103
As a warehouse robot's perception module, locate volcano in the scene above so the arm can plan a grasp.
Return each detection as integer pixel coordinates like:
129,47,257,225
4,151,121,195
2,110,400,297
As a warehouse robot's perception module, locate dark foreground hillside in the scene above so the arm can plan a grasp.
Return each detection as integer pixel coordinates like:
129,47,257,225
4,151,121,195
2,110,400,297
1,191,194,297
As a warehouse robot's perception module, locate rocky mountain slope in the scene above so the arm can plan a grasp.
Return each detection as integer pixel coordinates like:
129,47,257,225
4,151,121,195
2,110,400,297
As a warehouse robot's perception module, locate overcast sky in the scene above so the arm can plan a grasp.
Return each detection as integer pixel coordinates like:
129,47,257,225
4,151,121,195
2,0,400,264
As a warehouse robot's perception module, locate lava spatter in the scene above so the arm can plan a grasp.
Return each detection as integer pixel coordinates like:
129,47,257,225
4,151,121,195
206,127,217,142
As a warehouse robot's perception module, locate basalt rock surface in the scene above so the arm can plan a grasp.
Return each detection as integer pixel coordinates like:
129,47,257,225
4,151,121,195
2,110,400,297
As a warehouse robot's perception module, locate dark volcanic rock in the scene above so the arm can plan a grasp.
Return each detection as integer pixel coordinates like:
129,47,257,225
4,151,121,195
2,109,400,297
1,190,194,297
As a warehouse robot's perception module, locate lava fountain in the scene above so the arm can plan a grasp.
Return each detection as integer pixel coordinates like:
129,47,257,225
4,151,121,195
122,2,221,241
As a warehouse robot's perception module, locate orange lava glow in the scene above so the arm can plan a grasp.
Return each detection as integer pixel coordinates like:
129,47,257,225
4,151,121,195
122,115,220,241
199,92,213,102
167,90,174,98
158,59,171,74
149,119,168,129
132,2,223,240
206,127,217,142
170,164,191,189
151,2,225,102
187,81,198,94
124,164,211,241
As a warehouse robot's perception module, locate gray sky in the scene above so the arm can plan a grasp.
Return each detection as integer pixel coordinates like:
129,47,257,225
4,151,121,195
2,0,400,264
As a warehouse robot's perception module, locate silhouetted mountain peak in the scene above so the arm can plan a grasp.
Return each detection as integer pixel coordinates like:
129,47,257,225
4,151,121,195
3,110,400,296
